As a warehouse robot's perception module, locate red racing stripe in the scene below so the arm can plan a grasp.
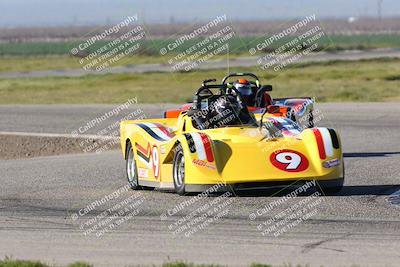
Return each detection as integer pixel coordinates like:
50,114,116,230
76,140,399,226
155,123,174,138
312,128,326,159
281,129,293,136
199,133,214,162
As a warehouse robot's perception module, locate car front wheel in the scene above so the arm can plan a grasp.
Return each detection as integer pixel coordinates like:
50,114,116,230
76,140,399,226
173,144,186,195
126,142,139,189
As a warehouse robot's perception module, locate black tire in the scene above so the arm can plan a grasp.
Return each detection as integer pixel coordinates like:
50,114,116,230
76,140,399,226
319,177,344,195
126,142,140,190
173,144,186,195
319,157,345,195
320,185,343,194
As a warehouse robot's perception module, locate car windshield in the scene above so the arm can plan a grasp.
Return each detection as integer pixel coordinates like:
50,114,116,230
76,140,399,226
264,117,302,136
190,96,257,130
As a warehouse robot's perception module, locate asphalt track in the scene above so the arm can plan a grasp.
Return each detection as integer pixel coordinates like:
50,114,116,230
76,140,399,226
0,103,400,266
0,48,400,79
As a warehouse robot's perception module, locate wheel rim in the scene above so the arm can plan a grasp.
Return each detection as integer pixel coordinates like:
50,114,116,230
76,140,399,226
127,148,136,184
174,153,184,187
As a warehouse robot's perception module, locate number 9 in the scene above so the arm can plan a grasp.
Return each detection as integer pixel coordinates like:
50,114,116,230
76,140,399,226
270,150,309,172
275,152,301,170
152,146,160,178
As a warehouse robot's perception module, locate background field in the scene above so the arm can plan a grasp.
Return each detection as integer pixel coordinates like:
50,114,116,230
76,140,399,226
0,58,398,104
0,18,399,104
1,34,400,57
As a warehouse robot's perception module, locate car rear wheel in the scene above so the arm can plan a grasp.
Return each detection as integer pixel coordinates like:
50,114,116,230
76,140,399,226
173,144,186,195
126,142,139,189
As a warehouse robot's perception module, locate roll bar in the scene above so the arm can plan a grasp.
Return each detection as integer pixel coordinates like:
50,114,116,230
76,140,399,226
221,72,260,87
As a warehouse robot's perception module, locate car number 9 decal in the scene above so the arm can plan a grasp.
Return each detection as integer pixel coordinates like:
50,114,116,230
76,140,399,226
270,149,308,172
152,145,160,179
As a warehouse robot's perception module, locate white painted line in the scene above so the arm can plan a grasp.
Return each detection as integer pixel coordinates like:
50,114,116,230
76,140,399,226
387,188,400,207
0,131,118,141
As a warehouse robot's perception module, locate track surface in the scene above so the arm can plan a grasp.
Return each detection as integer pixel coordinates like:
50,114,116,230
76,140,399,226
0,103,400,266
0,103,178,135
0,48,400,79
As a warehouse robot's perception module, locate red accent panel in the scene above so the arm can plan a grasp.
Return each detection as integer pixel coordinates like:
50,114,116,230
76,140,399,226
136,142,151,155
164,104,192,118
263,92,273,106
164,110,181,118
281,130,293,136
199,133,214,162
267,105,280,113
312,128,326,159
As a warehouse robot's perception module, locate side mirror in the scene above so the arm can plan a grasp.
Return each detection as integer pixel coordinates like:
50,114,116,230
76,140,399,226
260,85,272,91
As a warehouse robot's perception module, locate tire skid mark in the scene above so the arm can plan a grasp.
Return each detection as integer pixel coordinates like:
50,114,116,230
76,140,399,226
301,233,350,253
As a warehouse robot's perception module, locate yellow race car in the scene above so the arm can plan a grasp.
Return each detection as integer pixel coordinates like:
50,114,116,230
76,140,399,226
120,79,344,195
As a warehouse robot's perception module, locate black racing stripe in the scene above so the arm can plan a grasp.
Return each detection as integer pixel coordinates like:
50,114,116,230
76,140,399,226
136,150,150,162
137,123,165,141
184,133,196,153
135,143,150,162
328,128,339,149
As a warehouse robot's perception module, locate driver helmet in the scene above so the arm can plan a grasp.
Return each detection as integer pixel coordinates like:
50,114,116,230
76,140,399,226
233,79,254,106
191,95,255,129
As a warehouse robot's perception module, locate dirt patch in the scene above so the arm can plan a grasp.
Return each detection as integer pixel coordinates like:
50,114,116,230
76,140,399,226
0,134,119,160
